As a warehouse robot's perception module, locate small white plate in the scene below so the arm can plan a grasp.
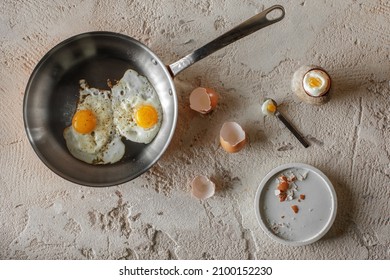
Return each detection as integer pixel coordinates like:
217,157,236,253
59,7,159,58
254,163,337,246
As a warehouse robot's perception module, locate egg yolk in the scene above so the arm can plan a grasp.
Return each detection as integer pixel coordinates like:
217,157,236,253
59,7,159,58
308,77,322,88
267,103,277,113
135,105,158,129
72,109,97,134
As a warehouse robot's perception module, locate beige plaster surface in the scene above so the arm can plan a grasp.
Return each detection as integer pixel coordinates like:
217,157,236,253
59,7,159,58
0,0,389,259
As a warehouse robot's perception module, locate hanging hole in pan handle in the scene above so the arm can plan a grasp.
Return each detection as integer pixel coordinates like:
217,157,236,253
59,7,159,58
265,5,285,22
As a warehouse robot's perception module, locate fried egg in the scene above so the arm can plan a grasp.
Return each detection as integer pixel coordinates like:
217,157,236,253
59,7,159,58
63,69,163,164
111,69,163,144
63,80,125,164
302,69,331,97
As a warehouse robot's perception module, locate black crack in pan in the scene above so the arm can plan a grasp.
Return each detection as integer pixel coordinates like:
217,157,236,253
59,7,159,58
23,5,285,187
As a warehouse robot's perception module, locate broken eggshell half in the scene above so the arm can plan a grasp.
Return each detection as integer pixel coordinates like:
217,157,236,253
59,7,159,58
191,175,216,199
189,87,219,114
219,121,246,153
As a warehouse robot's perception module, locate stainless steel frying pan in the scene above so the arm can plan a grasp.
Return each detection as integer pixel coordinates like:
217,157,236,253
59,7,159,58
23,5,285,187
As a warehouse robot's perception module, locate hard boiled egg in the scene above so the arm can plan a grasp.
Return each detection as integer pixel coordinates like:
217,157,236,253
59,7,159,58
292,65,332,105
302,69,331,97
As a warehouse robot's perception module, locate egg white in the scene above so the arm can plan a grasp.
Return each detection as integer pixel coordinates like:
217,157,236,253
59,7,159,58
111,69,163,144
63,81,125,164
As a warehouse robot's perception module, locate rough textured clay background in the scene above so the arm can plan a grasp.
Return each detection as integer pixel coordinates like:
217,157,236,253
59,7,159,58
1,0,389,259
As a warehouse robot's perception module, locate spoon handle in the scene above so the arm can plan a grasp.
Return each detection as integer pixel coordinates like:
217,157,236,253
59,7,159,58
275,111,310,148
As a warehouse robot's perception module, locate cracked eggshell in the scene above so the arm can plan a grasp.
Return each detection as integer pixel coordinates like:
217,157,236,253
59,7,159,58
191,175,215,199
292,65,332,105
189,87,219,114
219,121,246,153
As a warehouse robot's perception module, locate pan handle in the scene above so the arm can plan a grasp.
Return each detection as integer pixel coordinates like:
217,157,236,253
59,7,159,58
168,5,285,77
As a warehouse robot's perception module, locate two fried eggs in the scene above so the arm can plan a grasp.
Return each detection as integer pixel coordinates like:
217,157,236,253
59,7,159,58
63,69,162,164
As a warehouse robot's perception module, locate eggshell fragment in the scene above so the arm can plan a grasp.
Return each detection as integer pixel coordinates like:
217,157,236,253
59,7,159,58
219,122,246,153
189,87,219,114
191,175,215,199
277,181,289,192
